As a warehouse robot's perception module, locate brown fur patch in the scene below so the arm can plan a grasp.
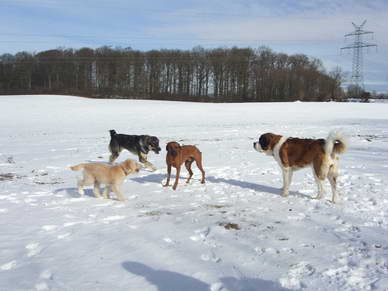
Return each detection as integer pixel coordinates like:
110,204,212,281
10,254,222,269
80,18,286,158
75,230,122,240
279,138,326,176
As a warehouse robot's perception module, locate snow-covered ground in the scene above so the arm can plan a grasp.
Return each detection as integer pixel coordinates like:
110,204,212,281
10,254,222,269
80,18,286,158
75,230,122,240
1,95,388,291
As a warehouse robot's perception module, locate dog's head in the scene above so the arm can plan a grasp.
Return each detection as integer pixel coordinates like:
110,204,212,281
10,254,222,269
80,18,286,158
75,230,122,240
121,159,142,174
145,136,161,154
253,133,279,155
166,141,181,157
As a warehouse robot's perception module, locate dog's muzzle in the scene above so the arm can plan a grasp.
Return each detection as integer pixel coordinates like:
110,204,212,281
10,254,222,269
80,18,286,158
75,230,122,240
253,142,263,152
154,147,161,154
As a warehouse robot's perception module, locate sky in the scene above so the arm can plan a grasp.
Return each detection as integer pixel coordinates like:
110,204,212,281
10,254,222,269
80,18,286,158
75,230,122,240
1,0,388,93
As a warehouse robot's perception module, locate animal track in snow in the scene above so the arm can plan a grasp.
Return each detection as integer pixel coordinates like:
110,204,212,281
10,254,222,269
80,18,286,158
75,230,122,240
190,227,210,242
279,261,315,289
200,253,221,263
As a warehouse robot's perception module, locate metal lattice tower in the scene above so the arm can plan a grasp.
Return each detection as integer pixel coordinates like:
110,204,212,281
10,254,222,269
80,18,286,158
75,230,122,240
341,20,377,94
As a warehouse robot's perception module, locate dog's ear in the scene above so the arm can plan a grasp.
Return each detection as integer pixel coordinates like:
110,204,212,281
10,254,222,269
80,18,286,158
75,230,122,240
150,136,160,145
166,142,180,157
259,134,269,150
109,130,117,138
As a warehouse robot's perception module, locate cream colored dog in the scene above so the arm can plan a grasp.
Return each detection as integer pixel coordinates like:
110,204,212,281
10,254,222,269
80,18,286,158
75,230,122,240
70,159,141,201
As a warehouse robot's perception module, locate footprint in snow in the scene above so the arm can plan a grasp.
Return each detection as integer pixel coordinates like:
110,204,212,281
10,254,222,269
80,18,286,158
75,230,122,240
254,247,280,255
190,227,210,241
200,253,221,263
279,262,315,289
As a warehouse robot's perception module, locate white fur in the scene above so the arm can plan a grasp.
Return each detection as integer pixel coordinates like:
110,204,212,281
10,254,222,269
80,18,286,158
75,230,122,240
325,131,347,157
271,136,292,197
272,136,288,167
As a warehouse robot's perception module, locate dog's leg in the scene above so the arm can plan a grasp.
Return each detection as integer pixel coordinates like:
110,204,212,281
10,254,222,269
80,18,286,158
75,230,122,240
112,184,126,201
103,185,111,199
281,168,291,197
185,160,194,184
139,152,156,171
288,169,293,192
77,178,85,196
93,181,102,198
172,166,181,190
328,163,339,203
163,165,172,187
109,152,119,163
195,154,206,184
313,172,325,200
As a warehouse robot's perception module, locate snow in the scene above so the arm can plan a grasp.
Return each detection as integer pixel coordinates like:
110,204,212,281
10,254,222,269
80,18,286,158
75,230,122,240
0,95,388,291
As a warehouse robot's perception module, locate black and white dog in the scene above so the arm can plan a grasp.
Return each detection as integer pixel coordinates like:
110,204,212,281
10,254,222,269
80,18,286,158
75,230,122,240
109,130,161,170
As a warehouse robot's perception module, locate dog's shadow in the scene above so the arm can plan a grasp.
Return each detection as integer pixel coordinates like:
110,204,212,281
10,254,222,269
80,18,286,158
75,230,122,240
130,173,310,199
54,187,125,202
53,187,93,198
130,174,166,184
130,173,199,185
206,176,310,198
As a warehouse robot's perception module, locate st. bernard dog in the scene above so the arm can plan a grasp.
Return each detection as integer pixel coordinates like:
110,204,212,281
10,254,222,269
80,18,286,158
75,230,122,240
253,132,347,203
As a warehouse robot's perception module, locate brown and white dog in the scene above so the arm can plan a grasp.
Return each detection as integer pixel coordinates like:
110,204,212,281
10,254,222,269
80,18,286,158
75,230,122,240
164,141,205,190
253,132,347,203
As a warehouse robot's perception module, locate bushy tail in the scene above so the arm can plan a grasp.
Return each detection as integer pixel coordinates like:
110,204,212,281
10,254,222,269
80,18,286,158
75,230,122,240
70,164,85,171
109,129,117,138
324,131,347,156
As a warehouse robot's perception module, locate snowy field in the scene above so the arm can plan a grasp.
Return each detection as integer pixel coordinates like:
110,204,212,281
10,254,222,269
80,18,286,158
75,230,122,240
1,95,388,291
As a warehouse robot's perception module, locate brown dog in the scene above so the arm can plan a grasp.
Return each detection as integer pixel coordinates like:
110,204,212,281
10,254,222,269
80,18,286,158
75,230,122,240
70,159,141,201
164,141,205,190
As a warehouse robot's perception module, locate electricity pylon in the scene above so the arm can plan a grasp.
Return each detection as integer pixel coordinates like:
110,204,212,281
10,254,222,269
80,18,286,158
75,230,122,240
341,20,377,96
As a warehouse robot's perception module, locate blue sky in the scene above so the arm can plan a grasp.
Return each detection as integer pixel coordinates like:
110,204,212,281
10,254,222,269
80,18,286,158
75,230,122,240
1,0,388,92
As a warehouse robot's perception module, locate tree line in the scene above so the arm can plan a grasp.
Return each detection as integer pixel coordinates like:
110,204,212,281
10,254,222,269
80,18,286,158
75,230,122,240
0,46,345,102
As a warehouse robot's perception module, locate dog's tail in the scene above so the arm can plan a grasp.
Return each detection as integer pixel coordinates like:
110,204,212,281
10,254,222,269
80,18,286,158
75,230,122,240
324,131,347,156
109,129,117,138
70,164,85,171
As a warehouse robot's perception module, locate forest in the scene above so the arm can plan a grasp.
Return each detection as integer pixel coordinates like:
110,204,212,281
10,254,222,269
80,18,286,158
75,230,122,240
0,46,344,102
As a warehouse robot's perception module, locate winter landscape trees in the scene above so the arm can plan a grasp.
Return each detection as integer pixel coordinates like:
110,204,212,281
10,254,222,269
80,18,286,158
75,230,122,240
0,46,345,102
